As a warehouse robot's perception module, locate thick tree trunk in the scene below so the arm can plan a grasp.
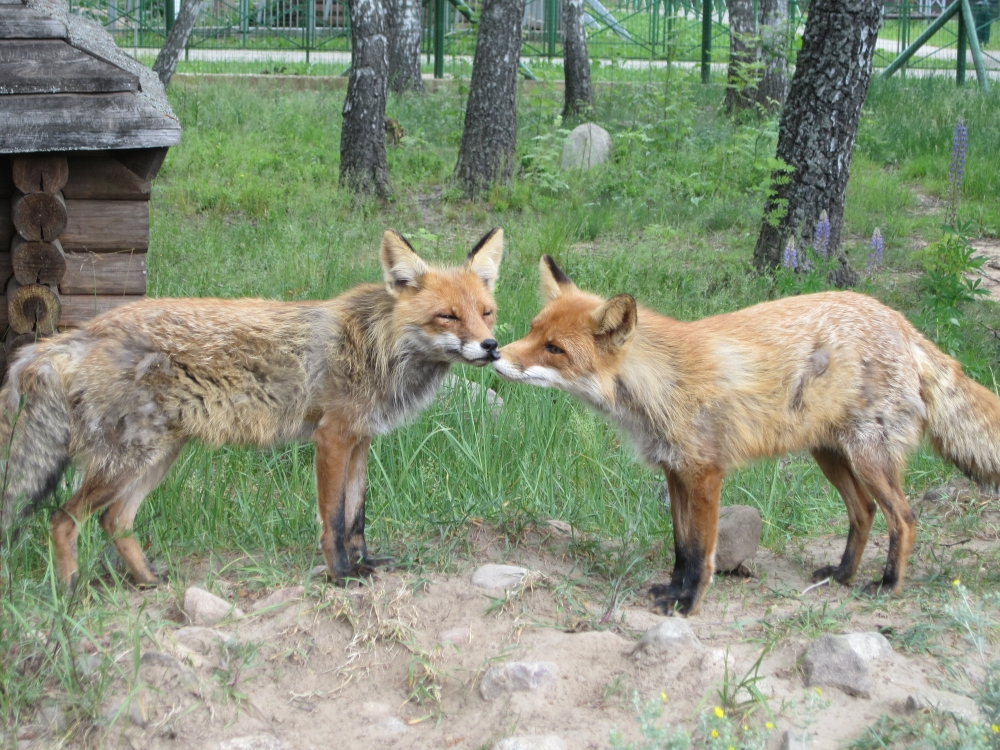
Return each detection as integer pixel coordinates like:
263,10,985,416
753,0,882,282
724,0,758,113
386,0,424,93
454,0,527,198
340,0,391,197
152,0,206,87
754,0,789,112
562,0,593,120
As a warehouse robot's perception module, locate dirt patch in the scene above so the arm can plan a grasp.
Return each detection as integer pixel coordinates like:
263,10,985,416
972,238,1000,303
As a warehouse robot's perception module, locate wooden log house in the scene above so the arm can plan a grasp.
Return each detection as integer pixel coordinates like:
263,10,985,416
0,0,181,366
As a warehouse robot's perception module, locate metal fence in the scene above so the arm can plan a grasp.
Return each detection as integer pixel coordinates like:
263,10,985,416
67,0,999,73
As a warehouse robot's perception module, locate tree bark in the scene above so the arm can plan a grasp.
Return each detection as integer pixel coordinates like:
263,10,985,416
754,0,789,112
562,0,593,120
340,0,391,197
386,0,424,93
152,0,206,87
753,0,882,282
454,0,527,198
724,0,758,114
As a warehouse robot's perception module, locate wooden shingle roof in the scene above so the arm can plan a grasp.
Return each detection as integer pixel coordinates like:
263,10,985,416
0,0,181,153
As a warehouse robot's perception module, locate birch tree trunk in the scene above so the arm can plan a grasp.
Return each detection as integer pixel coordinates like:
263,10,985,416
454,0,527,198
724,0,758,113
340,0,391,197
386,0,424,93
152,0,205,87
753,0,882,282
754,0,789,112
562,0,593,120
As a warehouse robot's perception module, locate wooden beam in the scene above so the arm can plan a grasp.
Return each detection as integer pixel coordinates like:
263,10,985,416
7,277,60,334
61,251,146,295
12,235,65,285
64,153,151,200
111,147,170,181
0,202,11,251
0,40,138,95
0,93,182,153
62,200,148,251
12,153,68,194
11,190,67,242
60,294,142,328
0,5,67,39
0,252,14,283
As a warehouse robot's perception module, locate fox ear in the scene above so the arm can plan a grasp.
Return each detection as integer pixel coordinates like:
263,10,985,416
538,255,576,302
466,227,504,292
381,229,429,294
592,294,637,349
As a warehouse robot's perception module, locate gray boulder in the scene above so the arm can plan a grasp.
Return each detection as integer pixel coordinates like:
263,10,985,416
801,635,873,698
842,632,893,662
480,661,559,701
715,505,762,572
907,688,983,723
561,123,611,171
183,586,244,626
632,618,701,661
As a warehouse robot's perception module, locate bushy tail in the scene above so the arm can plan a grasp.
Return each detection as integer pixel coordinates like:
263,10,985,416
917,338,1000,487
0,345,71,531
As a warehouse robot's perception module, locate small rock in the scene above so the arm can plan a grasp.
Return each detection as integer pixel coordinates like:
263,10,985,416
173,626,234,654
218,736,290,750
183,586,244,626
440,374,504,419
715,505,762,572
102,691,147,728
620,608,665,632
699,648,735,680
480,661,559,701
734,677,776,703
780,730,812,750
842,632,893,663
907,688,983,723
368,717,407,737
139,650,200,694
439,626,470,644
560,123,612,171
253,586,305,613
494,736,567,750
471,564,529,591
631,618,701,661
801,635,872,698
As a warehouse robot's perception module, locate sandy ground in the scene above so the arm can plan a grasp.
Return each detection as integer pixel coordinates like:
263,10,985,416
15,507,994,750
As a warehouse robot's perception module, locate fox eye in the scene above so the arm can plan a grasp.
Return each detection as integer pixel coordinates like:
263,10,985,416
545,343,564,355
436,313,459,321
483,309,494,318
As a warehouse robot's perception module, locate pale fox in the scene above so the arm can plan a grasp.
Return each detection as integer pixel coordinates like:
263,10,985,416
0,229,504,589
493,255,1000,615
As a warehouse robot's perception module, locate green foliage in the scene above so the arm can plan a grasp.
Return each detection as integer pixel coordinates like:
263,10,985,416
609,696,773,750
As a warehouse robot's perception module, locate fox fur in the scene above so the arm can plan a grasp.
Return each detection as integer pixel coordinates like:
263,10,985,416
493,255,1000,615
0,228,505,588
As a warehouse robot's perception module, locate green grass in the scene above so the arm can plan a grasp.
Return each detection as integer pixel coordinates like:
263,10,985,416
4,71,1000,743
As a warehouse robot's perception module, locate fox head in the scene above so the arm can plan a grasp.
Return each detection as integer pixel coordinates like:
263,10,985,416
492,255,637,402
381,228,504,366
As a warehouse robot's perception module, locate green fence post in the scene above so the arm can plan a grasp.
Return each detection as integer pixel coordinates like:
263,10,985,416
434,0,445,77
165,0,174,33
960,0,990,90
546,0,557,57
240,0,248,47
957,0,967,85
700,0,710,82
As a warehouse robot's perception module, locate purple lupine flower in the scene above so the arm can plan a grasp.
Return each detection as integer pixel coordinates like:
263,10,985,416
783,238,798,270
949,119,967,195
813,210,831,260
867,228,883,274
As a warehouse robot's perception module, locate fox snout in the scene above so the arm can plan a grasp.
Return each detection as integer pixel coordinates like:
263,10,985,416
463,337,500,365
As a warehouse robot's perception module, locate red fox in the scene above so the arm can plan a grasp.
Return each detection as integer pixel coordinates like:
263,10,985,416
493,255,1000,615
0,229,504,589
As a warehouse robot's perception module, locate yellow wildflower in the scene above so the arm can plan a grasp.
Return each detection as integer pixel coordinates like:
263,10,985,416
714,706,725,718
711,730,719,738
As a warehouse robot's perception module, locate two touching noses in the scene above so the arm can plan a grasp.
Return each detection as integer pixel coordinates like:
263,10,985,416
481,338,500,360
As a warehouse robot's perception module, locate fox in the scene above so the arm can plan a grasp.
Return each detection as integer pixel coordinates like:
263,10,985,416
492,254,1000,616
0,228,504,590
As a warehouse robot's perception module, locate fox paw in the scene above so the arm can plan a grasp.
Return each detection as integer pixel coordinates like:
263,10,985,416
648,584,693,616
811,565,852,585
361,554,397,571
859,579,895,597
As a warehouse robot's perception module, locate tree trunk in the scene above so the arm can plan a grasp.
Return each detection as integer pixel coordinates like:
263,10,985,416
340,0,391,197
562,0,593,120
386,0,424,93
454,0,527,198
754,0,789,112
724,0,758,113
152,0,206,87
753,0,882,282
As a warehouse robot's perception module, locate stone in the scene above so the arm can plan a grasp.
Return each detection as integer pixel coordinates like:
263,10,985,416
139,650,200,694
217,736,290,750
480,661,559,701
253,586,305,613
907,688,983,724
801,634,873,698
699,648,735,680
631,618,701,660
471,564,529,591
183,586,244,626
780,731,812,750
440,374,504,419
560,123,612,171
715,505,762,572
173,626,234,654
842,632,893,663
439,626,470,644
102,690,147,728
494,736,567,750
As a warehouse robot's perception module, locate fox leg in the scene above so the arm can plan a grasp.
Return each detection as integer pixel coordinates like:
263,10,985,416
851,457,916,596
649,467,723,616
98,446,182,586
343,438,391,573
51,476,121,588
314,417,365,580
810,448,876,585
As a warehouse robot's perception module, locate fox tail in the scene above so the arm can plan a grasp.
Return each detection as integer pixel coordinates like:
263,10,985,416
0,345,72,532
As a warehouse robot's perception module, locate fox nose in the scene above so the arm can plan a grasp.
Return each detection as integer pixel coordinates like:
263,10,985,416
481,338,500,360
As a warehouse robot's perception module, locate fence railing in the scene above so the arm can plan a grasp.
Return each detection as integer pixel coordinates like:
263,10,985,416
68,0,999,71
